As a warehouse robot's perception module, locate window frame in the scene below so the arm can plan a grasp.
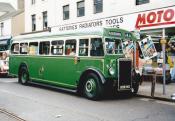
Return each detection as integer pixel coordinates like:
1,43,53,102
39,41,50,55
63,5,70,20
31,14,36,31
90,38,104,56
11,43,20,54
79,38,89,56
20,43,29,54
94,0,103,14
31,0,36,5
51,40,64,55
136,0,149,5
29,42,38,55
0,22,4,36
65,39,77,56
42,11,48,30
77,1,85,17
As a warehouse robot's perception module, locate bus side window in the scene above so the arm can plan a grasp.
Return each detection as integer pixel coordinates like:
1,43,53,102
20,43,28,54
90,38,104,56
79,39,89,56
51,40,64,55
65,39,76,56
11,43,19,54
29,42,38,55
39,41,50,55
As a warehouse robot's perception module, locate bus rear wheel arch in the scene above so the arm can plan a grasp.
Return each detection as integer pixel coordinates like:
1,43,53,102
18,66,29,85
82,73,104,100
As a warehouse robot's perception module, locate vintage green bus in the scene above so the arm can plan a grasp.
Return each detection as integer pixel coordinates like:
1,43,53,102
9,27,140,100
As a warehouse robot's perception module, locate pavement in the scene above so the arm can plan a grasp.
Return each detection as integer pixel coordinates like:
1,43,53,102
137,80,175,102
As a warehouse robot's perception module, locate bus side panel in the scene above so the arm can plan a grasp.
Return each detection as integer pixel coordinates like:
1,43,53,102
26,56,77,89
42,56,77,89
9,55,22,76
77,57,104,80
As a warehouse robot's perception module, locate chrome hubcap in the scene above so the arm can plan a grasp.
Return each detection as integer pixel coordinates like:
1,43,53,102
85,79,96,93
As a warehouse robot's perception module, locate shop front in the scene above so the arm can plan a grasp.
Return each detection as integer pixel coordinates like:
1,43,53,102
134,6,175,82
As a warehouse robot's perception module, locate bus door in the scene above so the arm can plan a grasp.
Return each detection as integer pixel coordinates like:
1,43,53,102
76,38,104,76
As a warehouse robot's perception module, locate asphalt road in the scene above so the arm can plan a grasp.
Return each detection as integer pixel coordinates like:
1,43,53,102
0,77,175,121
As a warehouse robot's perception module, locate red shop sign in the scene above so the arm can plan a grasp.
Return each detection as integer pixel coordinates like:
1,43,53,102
135,8,175,29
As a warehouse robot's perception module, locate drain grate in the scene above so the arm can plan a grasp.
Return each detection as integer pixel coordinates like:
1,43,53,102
0,108,26,121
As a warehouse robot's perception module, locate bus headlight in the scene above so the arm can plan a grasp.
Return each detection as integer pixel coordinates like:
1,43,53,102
109,67,115,75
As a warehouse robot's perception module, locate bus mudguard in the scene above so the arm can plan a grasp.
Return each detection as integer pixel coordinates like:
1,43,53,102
80,68,106,84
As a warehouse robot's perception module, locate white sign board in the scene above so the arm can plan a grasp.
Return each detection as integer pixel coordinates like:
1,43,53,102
52,6,175,33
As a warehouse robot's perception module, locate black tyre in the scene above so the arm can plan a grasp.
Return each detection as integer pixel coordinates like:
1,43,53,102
83,73,104,100
18,66,29,85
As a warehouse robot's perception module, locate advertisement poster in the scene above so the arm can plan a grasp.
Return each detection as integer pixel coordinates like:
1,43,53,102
122,40,135,58
138,36,157,60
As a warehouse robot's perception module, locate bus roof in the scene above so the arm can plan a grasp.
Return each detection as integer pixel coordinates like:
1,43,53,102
13,27,134,41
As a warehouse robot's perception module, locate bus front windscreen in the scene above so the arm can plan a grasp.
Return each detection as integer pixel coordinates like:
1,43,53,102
105,38,123,54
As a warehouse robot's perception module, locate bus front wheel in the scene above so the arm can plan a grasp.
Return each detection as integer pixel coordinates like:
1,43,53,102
83,73,103,100
18,66,29,85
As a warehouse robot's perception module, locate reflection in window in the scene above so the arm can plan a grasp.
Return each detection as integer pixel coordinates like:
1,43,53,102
29,42,38,55
20,43,28,54
39,41,50,55
79,39,88,56
105,38,123,54
90,38,104,56
65,40,76,56
11,43,19,54
51,40,64,55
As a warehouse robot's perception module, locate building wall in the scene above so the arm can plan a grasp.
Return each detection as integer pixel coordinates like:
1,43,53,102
24,0,175,32
0,19,12,36
11,12,25,36
25,0,55,32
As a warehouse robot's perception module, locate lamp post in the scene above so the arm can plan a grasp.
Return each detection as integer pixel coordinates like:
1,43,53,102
160,28,166,95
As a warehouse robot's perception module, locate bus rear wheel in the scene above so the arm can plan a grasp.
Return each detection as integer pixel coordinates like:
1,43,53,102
18,66,29,85
83,73,103,100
